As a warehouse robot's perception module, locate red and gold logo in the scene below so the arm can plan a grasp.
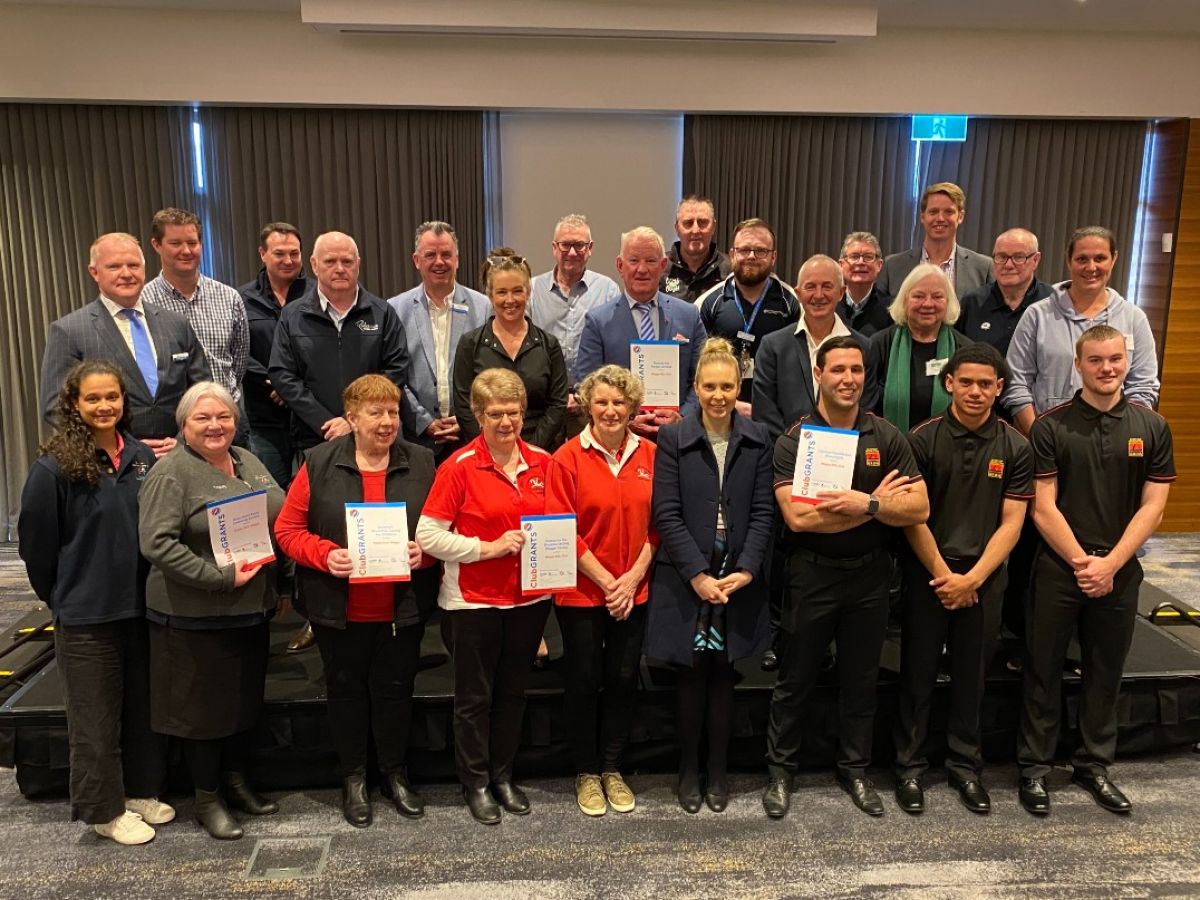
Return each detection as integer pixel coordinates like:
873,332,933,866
987,459,1005,479
865,448,881,467
1128,438,1144,458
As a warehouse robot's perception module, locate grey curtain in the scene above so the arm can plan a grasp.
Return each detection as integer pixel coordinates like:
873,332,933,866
0,103,484,539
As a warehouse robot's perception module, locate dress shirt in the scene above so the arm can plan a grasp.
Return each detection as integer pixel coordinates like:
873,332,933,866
794,314,852,393
427,292,453,416
99,295,157,361
318,288,356,332
528,268,620,377
627,296,658,339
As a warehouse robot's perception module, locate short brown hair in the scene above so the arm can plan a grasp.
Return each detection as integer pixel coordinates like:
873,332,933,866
470,368,527,417
578,365,644,410
151,207,202,242
1067,226,1117,257
1075,324,1125,359
920,182,966,213
731,217,775,248
259,222,302,249
343,374,401,413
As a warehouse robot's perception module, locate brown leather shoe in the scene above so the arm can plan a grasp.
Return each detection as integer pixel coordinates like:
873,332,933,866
287,622,315,653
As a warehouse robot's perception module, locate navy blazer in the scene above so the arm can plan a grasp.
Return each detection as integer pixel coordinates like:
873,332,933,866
39,297,211,440
574,292,707,417
387,283,489,444
645,411,774,666
876,245,993,299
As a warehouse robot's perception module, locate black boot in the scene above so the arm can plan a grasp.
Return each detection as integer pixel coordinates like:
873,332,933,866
381,770,425,818
194,789,243,840
342,775,372,828
223,771,279,816
463,786,501,825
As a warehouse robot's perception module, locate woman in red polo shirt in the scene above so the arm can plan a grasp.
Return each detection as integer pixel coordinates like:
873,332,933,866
545,365,655,818
416,368,552,825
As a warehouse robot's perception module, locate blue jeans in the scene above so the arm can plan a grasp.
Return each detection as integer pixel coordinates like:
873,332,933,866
249,425,294,489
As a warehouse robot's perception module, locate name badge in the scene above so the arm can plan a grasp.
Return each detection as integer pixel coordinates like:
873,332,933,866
1124,333,1135,352
452,303,470,314
926,357,948,377
171,352,189,361
737,331,756,343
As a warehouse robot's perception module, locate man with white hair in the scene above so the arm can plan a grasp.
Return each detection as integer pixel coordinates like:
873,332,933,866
575,226,707,437
269,230,409,450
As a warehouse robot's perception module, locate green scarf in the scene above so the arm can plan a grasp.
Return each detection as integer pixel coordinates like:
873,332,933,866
882,324,954,429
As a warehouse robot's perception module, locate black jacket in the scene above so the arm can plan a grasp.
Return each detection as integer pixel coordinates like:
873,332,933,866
268,286,410,450
18,433,155,625
836,285,893,337
238,268,309,430
660,242,732,302
294,434,439,629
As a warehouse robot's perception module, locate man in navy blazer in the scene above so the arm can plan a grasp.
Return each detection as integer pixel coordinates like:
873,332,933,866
575,226,707,437
388,221,489,456
876,183,992,299
40,232,210,456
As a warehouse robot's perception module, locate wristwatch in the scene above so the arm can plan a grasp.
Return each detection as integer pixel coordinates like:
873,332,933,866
865,494,880,517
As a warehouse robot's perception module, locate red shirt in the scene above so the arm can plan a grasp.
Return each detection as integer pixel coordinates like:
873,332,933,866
422,435,550,606
545,433,657,608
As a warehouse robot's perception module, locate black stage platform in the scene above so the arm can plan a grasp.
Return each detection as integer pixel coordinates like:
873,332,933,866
4,584,1200,798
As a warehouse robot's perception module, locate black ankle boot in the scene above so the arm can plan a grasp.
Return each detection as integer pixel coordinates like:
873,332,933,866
194,789,243,840
382,770,425,818
223,771,279,816
342,775,372,828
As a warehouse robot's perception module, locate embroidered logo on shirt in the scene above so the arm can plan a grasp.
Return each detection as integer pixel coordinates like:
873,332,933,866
529,476,545,491
865,448,881,467
980,321,992,330
355,320,380,332
988,458,1005,478
132,460,150,479
1128,438,1144,458
636,466,652,481
664,277,682,293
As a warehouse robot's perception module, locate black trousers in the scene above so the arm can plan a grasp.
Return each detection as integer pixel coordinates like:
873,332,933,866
55,618,166,824
767,549,891,781
312,620,424,778
447,602,551,789
180,730,255,793
1017,551,1142,780
557,604,646,774
893,556,1004,783
1001,518,1041,641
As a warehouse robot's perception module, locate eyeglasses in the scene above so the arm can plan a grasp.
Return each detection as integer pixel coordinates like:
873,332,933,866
841,252,880,263
732,246,773,260
993,252,1037,266
483,410,523,423
553,241,592,254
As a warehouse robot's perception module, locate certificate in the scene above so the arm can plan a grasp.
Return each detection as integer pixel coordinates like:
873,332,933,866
630,340,680,409
207,490,276,569
791,424,860,505
520,514,577,596
345,502,411,583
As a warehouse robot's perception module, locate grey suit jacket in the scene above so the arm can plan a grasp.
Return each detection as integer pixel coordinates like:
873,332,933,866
40,298,211,439
387,283,490,444
876,245,993,299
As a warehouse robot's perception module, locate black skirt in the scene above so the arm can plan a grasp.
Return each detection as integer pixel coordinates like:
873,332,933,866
148,620,269,740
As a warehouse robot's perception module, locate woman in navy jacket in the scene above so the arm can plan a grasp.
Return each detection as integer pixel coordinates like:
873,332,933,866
646,338,774,814
18,360,169,845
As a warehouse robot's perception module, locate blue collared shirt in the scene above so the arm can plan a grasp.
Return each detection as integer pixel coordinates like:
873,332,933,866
528,268,620,377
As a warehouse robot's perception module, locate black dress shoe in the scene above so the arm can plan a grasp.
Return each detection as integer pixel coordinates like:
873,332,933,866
463,786,501,825
341,775,372,828
222,771,279,816
1072,773,1132,814
760,648,779,672
839,777,884,816
951,779,992,814
894,778,924,814
704,779,729,813
678,773,703,814
1018,777,1050,815
194,789,244,840
762,778,791,819
491,781,531,815
381,771,425,819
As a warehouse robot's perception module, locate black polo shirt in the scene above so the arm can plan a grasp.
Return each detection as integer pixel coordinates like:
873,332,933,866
773,408,922,559
698,275,799,401
1031,391,1175,551
956,279,1052,356
908,409,1033,559
836,286,892,338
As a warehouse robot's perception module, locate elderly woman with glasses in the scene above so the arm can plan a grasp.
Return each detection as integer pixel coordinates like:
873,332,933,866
451,247,569,451
417,368,554,825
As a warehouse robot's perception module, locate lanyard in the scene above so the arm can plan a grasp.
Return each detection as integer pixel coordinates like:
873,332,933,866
734,283,769,333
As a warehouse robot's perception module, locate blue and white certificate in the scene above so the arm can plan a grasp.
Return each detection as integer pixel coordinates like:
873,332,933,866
791,425,860,505
520,514,577,596
345,502,411,583
207,490,276,569
630,340,680,409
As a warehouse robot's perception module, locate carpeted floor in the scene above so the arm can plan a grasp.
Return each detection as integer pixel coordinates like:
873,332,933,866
1,540,1199,899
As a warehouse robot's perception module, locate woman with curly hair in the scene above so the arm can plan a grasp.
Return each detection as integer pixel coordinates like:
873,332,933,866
19,360,170,845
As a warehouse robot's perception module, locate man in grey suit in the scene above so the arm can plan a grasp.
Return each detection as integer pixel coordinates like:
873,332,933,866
876,182,992,299
40,232,210,457
387,221,489,457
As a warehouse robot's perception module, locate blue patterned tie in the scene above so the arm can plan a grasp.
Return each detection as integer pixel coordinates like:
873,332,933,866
636,302,655,341
120,308,159,396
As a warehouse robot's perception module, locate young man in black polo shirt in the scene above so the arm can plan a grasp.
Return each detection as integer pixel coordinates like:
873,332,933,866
763,335,929,819
893,344,1033,815
1017,324,1175,816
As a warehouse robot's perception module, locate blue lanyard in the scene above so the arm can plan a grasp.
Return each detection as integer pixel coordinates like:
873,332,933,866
734,283,769,333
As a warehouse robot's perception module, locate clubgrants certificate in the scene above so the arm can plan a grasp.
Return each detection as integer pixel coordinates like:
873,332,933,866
630,340,680,409
791,424,860,505
345,502,411,583
207,490,276,569
520,514,577,596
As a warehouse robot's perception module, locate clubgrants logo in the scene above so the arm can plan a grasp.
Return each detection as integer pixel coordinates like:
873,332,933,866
524,521,540,589
348,509,369,577
1128,438,1144,458
987,458,1005,479
636,466,652,481
865,448,881,467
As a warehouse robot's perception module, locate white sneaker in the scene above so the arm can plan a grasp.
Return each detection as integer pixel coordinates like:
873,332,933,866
125,797,176,825
95,810,155,845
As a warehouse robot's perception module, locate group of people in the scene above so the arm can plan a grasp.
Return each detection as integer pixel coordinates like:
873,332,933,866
18,183,1174,847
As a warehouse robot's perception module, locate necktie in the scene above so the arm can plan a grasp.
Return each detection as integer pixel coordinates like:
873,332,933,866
120,308,159,396
636,303,655,341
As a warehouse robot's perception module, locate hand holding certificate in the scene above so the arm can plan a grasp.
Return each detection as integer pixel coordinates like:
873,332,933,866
345,502,411,583
520,514,577,596
790,424,860,505
630,341,680,410
208,490,277,570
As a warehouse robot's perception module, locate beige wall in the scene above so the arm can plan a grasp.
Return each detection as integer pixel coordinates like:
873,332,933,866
3,3,1200,117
